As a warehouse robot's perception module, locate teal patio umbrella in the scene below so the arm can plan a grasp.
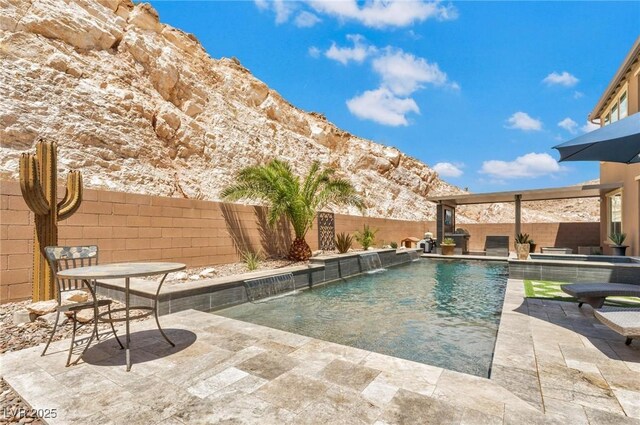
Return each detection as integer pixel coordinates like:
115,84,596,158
554,113,640,164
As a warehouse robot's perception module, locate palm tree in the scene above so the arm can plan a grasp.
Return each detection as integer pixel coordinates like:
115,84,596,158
221,159,365,261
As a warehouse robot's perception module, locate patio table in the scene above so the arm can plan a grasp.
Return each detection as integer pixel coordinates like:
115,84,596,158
57,262,186,371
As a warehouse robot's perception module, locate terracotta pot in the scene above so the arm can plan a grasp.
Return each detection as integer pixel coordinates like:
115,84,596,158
441,244,455,256
515,243,530,260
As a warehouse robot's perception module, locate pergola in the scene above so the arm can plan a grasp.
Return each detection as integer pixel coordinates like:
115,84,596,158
425,182,621,242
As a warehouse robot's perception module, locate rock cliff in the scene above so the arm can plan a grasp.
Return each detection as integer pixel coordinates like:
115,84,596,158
0,0,598,223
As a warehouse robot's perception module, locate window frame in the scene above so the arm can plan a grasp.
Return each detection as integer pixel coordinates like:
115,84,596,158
606,189,623,237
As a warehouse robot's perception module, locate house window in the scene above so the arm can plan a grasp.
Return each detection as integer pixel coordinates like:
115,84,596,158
619,91,628,119
607,190,623,236
604,113,610,126
611,103,619,123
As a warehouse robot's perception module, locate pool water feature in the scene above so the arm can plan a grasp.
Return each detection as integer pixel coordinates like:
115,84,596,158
358,252,385,273
407,250,421,261
243,273,297,302
216,260,508,377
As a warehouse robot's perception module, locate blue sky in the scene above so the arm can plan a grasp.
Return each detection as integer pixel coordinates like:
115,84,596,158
150,1,639,192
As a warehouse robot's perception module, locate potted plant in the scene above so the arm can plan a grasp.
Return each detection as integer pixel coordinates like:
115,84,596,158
514,233,531,260
529,239,537,253
441,237,456,256
609,233,628,256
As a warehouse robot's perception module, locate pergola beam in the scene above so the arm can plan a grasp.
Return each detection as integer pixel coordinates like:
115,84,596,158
425,182,622,206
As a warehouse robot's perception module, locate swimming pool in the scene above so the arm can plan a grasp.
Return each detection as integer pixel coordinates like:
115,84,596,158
215,260,508,377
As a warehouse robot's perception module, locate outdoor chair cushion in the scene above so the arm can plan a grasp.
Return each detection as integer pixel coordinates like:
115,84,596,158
594,307,640,345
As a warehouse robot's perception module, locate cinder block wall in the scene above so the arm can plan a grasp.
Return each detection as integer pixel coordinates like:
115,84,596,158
0,181,431,303
459,222,601,254
0,180,601,303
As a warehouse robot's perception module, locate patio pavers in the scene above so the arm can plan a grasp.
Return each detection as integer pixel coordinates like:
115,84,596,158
0,278,638,424
492,278,640,423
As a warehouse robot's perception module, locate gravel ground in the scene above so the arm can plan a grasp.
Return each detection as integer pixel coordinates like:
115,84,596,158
0,379,44,425
146,258,309,285
0,299,148,355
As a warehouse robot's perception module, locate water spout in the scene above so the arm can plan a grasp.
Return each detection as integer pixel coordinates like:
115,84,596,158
407,250,421,262
358,252,386,274
244,273,297,302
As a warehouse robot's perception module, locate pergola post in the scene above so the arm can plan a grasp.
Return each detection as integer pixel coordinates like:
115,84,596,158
515,194,522,238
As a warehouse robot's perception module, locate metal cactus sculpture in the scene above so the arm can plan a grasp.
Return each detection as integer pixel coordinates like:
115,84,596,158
19,140,83,301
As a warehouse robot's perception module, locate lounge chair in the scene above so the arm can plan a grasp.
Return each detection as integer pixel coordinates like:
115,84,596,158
560,283,640,309
594,307,640,345
485,236,509,257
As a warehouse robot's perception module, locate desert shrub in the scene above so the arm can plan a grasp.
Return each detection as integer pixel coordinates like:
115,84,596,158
334,232,353,254
242,250,262,271
354,224,378,250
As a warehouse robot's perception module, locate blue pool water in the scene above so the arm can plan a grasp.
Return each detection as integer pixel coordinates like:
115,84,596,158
215,260,508,377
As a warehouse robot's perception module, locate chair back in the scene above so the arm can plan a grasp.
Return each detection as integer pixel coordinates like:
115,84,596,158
44,246,99,302
485,236,510,257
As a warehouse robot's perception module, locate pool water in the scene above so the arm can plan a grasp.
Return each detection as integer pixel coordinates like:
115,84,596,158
215,260,508,377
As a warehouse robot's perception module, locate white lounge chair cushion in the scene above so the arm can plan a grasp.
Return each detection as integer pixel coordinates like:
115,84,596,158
594,307,640,337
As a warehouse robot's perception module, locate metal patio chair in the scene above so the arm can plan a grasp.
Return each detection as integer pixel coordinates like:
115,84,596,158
42,245,123,366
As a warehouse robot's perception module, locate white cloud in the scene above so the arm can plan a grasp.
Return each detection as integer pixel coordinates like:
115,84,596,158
480,152,564,179
558,117,578,134
581,121,599,133
295,11,321,27
372,49,452,95
308,46,321,58
346,88,419,126
543,71,579,87
325,34,376,65
255,0,296,24
309,0,457,28
433,162,464,178
573,91,584,99
506,112,543,131
322,38,456,127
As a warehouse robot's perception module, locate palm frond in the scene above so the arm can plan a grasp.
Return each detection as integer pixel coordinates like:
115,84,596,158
221,159,364,243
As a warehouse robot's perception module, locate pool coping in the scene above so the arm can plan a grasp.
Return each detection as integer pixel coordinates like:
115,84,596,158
421,253,510,262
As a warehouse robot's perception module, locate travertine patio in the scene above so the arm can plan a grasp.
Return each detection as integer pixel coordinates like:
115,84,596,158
1,279,638,424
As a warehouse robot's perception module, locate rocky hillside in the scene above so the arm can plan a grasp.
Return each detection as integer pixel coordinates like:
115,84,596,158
0,0,598,223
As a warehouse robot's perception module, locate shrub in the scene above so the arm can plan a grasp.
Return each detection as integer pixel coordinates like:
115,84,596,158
442,237,455,245
515,233,530,244
390,241,398,249
609,233,627,246
354,224,378,250
334,232,353,254
242,250,262,271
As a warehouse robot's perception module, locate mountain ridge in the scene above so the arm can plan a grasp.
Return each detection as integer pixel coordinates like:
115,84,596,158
0,0,598,223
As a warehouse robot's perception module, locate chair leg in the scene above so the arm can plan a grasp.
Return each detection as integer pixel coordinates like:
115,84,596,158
66,313,78,367
107,304,124,349
41,310,61,357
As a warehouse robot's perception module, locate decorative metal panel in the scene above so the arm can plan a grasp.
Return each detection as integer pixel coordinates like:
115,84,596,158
317,212,336,251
